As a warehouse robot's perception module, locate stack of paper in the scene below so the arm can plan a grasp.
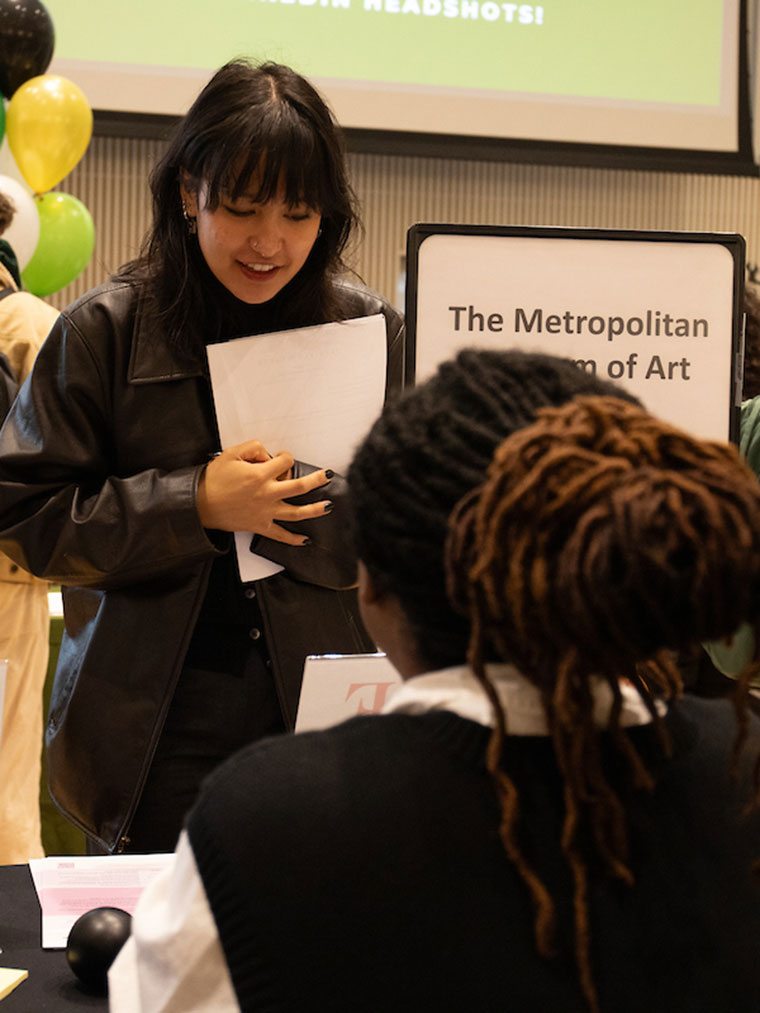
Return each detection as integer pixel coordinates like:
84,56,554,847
0,967,28,1001
207,314,387,582
29,854,173,949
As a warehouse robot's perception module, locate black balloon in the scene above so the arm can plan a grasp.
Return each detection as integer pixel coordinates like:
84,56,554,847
0,0,54,100
66,906,132,993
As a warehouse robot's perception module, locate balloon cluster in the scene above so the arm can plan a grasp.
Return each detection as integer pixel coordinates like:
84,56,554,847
0,0,94,297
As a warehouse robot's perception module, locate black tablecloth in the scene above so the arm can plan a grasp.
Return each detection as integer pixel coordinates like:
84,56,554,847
0,864,107,1011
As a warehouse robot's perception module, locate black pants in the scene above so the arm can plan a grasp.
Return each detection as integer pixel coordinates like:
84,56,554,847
120,637,285,853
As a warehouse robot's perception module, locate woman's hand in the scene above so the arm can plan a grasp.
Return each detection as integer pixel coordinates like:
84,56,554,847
196,439,332,545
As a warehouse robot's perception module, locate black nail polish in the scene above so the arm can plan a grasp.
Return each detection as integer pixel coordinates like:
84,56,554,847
302,537,312,546
324,501,334,513
324,469,334,480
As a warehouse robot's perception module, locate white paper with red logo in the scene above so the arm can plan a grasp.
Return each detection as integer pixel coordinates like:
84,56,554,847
29,854,173,948
295,653,402,732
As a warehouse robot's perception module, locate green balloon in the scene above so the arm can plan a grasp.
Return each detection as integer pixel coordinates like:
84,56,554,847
22,191,94,297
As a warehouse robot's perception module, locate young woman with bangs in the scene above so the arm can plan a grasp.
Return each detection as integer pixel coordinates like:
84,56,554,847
0,59,404,854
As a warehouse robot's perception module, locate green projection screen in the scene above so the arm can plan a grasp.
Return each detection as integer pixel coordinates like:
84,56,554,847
45,0,753,169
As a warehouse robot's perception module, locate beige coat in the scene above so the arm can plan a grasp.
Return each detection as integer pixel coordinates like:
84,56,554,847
0,263,58,862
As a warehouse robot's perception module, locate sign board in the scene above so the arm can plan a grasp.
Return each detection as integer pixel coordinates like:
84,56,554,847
406,225,745,442
295,653,402,733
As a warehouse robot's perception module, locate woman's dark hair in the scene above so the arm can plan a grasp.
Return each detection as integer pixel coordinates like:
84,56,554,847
349,349,641,670
119,59,360,358
349,349,760,1012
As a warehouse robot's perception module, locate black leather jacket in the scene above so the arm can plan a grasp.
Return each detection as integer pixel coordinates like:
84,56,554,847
0,276,404,851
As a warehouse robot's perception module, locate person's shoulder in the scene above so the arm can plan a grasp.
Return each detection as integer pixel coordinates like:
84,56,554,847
1,289,59,323
195,711,477,818
0,284,58,340
49,280,146,355
330,276,402,324
740,395,760,475
206,713,415,783
670,692,758,738
187,712,489,880
666,693,760,785
740,395,760,432
60,279,140,322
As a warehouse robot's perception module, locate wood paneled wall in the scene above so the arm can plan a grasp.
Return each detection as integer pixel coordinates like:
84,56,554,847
48,135,760,314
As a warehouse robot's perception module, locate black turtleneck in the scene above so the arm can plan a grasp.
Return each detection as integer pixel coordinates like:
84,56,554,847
195,250,306,346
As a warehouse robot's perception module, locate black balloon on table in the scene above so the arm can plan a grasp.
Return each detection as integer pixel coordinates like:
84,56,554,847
0,0,55,100
65,906,133,993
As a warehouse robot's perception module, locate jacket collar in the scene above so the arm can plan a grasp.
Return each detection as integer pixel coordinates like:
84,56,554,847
128,289,207,384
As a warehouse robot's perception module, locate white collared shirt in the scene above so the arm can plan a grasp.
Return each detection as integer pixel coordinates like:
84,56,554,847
108,829,239,1012
382,662,663,732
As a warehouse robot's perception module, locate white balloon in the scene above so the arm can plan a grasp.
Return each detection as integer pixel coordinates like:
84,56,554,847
0,173,39,270
0,136,28,187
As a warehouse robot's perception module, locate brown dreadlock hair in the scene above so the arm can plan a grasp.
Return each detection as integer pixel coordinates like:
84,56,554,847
445,394,760,1013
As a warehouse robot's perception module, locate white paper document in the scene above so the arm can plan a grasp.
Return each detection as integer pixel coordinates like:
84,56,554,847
295,653,402,732
206,314,387,583
0,967,28,1000
29,854,174,949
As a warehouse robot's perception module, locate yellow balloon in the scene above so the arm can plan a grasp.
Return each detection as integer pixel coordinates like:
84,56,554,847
6,75,93,194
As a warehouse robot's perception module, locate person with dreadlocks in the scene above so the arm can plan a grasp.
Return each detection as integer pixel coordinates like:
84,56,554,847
110,349,760,1013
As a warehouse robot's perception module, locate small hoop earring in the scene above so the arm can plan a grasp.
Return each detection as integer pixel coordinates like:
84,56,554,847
182,201,197,235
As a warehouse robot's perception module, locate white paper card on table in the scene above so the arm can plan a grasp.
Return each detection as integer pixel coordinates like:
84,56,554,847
29,854,174,949
207,314,387,584
0,660,7,752
295,653,402,732
0,967,28,1000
